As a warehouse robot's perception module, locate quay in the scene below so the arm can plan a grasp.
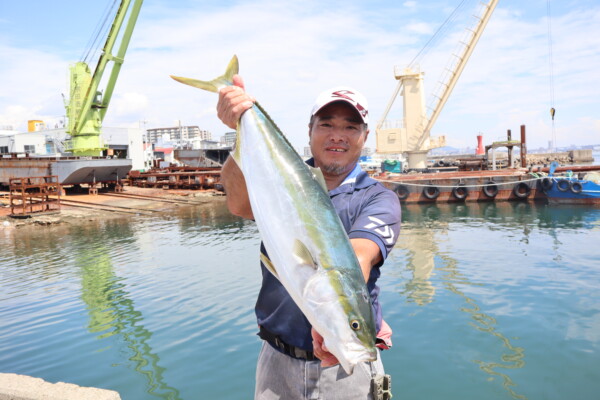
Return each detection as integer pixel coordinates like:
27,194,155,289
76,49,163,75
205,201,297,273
0,185,224,224
0,373,120,400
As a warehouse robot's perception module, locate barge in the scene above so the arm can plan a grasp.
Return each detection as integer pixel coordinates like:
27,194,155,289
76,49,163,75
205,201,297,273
0,155,131,187
376,165,600,204
376,169,546,204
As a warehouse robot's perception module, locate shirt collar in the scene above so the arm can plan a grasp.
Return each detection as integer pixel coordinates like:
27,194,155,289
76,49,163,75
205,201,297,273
340,162,362,186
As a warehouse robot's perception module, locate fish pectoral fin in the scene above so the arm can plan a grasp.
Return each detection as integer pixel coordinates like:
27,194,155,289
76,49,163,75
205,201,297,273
309,167,328,192
230,124,242,165
170,55,239,93
293,240,318,269
260,253,280,280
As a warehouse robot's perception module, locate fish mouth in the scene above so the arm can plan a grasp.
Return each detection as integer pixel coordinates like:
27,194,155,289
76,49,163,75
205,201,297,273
357,347,378,363
338,347,378,375
344,344,378,364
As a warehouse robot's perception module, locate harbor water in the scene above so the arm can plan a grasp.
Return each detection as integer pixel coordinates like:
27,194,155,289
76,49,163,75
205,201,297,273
1,200,599,399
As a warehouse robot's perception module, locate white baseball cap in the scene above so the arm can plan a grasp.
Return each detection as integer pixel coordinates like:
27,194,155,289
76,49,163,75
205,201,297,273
311,86,369,125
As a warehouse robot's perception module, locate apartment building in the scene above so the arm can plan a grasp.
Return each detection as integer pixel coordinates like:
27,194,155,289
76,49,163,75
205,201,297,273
146,125,211,143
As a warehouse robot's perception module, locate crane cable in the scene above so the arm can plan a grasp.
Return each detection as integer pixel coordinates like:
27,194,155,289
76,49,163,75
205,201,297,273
408,0,475,69
547,0,557,152
379,0,475,129
80,0,120,64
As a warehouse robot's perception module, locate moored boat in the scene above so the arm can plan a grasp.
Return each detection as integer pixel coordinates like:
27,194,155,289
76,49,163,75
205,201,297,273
541,162,600,205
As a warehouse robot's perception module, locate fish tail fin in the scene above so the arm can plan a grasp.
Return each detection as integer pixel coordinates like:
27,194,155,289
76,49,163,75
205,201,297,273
170,55,239,93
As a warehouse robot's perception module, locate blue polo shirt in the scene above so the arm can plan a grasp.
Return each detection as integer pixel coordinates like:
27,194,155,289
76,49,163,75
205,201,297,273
255,161,401,351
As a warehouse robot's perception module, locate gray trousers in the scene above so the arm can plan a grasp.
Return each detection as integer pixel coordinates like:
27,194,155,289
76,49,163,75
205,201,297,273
255,342,384,400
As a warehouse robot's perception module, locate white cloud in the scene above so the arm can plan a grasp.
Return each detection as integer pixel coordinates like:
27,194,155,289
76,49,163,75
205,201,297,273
406,22,434,35
111,92,149,118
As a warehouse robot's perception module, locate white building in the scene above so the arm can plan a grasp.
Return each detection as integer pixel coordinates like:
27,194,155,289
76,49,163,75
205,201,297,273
188,138,230,150
146,125,211,143
0,126,145,171
102,126,145,171
221,131,236,147
0,132,47,155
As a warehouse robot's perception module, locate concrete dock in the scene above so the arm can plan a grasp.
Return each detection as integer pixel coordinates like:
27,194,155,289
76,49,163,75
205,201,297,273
0,374,121,400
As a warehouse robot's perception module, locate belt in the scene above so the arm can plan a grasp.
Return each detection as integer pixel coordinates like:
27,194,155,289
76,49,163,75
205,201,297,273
258,325,316,361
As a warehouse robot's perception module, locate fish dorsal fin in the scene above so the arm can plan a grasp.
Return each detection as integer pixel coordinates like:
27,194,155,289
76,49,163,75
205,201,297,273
260,253,279,280
309,166,328,192
170,55,239,93
293,239,318,269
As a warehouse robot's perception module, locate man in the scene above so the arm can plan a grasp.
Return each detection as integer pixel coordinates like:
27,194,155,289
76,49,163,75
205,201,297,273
219,75,401,400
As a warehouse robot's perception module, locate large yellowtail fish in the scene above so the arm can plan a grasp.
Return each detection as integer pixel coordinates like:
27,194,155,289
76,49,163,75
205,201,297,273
171,56,376,374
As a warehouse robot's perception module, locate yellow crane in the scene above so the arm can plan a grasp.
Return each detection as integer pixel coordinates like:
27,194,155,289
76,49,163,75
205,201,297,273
64,0,144,156
376,0,498,170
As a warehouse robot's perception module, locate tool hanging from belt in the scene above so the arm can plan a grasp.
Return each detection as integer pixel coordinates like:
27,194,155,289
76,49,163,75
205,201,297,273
371,374,393,400
258,325,316,361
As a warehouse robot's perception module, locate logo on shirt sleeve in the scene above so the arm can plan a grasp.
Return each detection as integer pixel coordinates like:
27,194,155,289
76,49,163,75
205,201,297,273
364,216,395,245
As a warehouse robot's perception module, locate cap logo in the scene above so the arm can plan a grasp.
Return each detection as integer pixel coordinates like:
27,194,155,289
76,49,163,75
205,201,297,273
331,90,368,120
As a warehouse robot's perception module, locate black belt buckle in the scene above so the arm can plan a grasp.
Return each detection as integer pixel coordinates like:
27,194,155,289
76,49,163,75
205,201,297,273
371,374,392,400
293,347,316,361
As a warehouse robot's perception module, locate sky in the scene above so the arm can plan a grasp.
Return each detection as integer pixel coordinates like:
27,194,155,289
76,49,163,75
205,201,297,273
1,0,599,152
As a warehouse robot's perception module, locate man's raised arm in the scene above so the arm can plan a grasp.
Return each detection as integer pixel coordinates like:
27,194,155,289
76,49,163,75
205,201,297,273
218,75,255,220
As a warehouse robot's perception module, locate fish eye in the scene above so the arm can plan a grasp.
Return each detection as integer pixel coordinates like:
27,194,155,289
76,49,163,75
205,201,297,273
350,320,360,330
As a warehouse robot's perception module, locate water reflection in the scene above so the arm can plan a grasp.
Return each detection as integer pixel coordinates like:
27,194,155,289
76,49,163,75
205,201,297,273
173,200,252,238
395,226,437,306
438,254,527,400
74,224,182,400
398,203,533,399
403,201,600,230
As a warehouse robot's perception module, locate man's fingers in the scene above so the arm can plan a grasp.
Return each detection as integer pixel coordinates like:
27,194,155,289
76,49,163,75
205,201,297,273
217,85,253,129
311,329,340,368
232,74,245,90
313,346,338,367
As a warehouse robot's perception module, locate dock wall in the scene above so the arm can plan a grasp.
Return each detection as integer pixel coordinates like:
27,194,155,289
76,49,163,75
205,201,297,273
0,374,121,400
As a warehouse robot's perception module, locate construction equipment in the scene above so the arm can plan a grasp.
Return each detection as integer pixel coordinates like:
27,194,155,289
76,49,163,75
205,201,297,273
64,0,144,156
376,0,498,170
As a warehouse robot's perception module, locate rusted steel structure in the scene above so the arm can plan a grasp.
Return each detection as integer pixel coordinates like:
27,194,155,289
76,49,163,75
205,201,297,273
376,169,547,204
9,176,61,217
530,165,600,175
128,166,222,190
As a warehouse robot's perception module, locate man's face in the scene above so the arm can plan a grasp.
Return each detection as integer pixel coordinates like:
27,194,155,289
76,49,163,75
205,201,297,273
309,101,369,177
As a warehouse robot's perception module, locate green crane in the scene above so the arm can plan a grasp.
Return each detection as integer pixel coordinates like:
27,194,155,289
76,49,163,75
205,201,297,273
65,0,144,156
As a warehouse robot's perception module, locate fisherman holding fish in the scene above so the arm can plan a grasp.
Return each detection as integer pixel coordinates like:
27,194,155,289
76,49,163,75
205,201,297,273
170,55,400,398
217,73,401,399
